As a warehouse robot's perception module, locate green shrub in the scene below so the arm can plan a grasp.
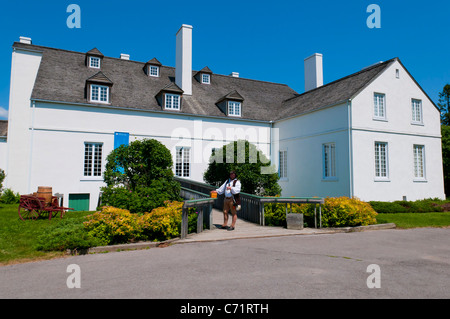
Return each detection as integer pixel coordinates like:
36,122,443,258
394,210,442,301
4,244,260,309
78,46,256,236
369,201,408,214
101,180,181,214
370,199,445,214
0,188,20,204
101,138,181,214
35,218,102,252
0,169,5,192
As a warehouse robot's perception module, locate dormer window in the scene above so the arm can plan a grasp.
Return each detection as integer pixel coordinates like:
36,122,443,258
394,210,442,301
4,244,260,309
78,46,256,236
202,73,210,84
145,58,162,78
217,90,244,118
165,94,181,110
156,82,183,111
196,66,213,85
149,65,159,77
89,57,101,69
86,48,104,69
91,85,109,104
228,101,241,117
86,71,113,105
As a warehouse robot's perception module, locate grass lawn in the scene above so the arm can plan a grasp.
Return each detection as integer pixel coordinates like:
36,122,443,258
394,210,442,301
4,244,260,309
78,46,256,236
0,204,92,266
376,212,450,229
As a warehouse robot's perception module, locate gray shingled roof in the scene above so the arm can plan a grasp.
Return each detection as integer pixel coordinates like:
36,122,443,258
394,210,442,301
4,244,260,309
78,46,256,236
16,42,298,122
14,42,402,122
277,59,396,120
0,120,7,137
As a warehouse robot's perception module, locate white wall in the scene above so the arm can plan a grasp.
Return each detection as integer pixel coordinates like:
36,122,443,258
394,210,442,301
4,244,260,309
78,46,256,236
5,48,42,193
274,102,351,198
28,101,272,210
351,60,445,201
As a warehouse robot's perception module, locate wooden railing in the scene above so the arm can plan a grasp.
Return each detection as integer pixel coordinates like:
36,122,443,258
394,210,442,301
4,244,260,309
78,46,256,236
176,177,325,230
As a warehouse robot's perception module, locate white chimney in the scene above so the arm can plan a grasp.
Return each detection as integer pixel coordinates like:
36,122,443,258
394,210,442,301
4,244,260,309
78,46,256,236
19,36,32,44
120,53,130,60
230,72,240,78
304,53,323,92
176,24,193,95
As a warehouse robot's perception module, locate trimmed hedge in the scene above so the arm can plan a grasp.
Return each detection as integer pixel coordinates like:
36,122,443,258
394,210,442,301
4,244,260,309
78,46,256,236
369,199,446,214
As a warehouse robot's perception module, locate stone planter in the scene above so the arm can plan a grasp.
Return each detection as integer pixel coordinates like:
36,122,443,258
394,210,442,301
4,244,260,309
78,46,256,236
286,213,304,230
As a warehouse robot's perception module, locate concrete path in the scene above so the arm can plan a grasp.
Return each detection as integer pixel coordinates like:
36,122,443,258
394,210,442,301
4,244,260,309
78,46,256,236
177,209,393,244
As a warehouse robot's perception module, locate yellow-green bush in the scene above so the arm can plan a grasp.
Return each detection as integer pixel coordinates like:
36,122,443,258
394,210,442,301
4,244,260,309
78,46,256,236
264,202,288,226
83,201,185,245
296,197,378,227
139,201,183,241
84,206,144,245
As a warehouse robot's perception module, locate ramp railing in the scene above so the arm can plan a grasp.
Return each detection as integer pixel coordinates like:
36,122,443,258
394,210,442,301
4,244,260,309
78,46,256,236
176,177,325,232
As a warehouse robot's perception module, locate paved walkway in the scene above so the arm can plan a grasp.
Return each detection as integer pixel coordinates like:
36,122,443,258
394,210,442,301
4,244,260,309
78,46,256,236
177,208,339,243
88,209,396,253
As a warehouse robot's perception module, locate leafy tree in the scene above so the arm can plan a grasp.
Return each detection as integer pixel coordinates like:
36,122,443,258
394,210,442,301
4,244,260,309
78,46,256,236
101,139,181,213
204,140,281,196
438,84,450,125
441,125,450,197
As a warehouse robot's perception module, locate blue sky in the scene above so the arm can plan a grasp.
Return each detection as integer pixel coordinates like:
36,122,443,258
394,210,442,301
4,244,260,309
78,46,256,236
0,0,449,120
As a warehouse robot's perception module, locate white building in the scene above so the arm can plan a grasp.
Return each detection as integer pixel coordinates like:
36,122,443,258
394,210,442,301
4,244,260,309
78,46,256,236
1,27,445,210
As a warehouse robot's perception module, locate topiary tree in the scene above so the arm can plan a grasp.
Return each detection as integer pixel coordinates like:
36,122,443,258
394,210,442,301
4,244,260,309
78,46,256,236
203,140,281,196
101,139,181,213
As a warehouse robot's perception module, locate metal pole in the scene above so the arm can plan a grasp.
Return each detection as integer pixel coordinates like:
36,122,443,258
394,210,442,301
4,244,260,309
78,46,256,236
208,203,213,230
197,206,203,233
319,204,322,229
261,202,265,226
181,207,188,239
314,204,317,229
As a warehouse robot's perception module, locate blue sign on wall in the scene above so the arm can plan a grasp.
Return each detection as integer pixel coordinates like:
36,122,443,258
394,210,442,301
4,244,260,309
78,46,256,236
114,132,130,149
114,132,129,173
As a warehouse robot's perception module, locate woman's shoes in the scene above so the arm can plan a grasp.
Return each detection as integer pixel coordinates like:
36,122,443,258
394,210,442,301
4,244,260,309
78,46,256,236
227,227,235,231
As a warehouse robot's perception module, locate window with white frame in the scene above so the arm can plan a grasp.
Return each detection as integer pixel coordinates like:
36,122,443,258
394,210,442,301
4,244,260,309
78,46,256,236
374,142,388,179
165,94,180,110
413,145,425,179
323,143,336,179
90,85,109,103
411,99,423,124
373,93,386,119
84,143,103,177
89,56,101,69
228,101,241,117
149,65,159,77
202,73,210,84
175,147,190,177
279,150,288,179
